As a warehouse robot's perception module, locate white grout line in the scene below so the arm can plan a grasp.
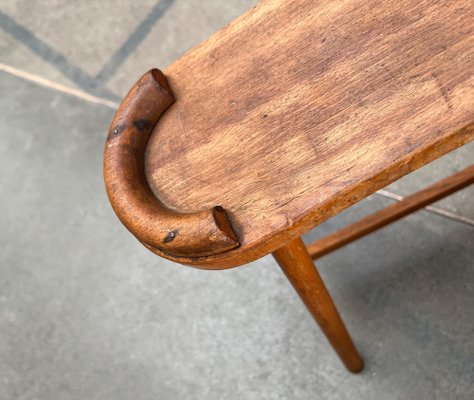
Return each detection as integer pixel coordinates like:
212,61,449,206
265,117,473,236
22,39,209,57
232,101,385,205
0,62,119,109
376,189,404,202
423,205,474,226
1,62,472,227
376,189,474,227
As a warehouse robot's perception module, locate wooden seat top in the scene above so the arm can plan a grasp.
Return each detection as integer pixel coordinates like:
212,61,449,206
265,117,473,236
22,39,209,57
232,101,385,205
144,0,474,269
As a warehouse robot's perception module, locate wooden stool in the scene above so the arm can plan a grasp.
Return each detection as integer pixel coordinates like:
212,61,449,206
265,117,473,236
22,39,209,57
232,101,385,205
103,0,474,373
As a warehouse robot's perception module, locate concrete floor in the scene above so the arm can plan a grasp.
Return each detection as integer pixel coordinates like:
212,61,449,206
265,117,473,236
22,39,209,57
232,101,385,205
1,1,473,399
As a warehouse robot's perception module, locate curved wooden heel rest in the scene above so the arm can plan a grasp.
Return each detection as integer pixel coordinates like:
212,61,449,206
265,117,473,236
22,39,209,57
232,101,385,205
103,69,239,258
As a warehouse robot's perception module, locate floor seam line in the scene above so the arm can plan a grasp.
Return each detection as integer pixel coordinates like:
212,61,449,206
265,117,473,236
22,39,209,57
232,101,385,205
0,62,119,109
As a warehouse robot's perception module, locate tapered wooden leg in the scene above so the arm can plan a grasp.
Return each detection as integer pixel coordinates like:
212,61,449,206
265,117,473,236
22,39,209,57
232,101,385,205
272,237,363,373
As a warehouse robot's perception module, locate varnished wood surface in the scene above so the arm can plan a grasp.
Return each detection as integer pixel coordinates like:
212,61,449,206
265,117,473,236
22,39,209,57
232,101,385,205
272,238,363,372
145,0,474,268
307,164,474,259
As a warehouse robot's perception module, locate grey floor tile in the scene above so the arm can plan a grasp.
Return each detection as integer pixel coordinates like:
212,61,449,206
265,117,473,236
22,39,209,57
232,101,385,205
1,72,473,400
104,0,259,95
0,0,155,100
0,0,258,99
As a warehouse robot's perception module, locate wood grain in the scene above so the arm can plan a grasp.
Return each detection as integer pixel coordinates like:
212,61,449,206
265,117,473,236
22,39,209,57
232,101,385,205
273,238,363,372
144,0,473,268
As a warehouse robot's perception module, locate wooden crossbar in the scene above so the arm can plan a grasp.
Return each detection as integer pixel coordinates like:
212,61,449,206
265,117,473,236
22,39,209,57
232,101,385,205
307,165,474,259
